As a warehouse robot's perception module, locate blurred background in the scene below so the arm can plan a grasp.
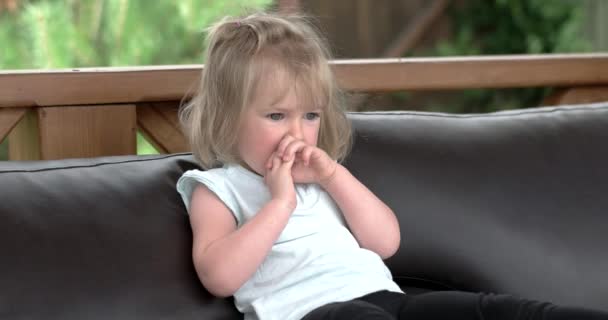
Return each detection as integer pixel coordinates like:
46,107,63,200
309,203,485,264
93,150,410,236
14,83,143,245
1,0,606,158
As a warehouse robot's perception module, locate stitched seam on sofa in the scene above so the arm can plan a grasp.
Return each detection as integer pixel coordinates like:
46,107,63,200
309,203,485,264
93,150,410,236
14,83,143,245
348,102,608,119
0,152,195,174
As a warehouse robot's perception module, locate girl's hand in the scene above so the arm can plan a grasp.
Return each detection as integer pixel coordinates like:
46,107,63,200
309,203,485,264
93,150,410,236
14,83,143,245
264,151,297,210
272,135,337,185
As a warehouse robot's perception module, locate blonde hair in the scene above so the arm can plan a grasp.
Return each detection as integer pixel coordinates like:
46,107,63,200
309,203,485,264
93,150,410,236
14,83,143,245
179,11,352,169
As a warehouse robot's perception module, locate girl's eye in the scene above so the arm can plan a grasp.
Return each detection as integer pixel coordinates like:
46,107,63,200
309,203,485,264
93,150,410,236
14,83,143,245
305,112,320,120
268,113,284,121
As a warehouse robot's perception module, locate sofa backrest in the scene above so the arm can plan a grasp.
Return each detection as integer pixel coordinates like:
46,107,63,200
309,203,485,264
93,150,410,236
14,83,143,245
1,102,607,318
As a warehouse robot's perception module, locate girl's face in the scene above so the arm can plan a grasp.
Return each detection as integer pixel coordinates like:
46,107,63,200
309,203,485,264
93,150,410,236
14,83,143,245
236,72,322,176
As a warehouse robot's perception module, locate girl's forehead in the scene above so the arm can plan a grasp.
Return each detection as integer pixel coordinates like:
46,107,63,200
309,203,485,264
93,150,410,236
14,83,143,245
251,67,326,110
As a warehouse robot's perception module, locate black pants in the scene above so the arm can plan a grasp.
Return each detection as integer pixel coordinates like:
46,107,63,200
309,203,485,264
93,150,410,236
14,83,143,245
301,290,608,320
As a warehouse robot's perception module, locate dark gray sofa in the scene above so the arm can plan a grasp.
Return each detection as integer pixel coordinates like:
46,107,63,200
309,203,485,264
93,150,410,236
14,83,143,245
1,102,607,319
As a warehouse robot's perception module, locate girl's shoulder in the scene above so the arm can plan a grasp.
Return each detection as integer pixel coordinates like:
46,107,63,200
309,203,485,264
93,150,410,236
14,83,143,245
176,167,242,216
177,168,226,192
176,167,230,201
177,164,264,201
180,167,230,181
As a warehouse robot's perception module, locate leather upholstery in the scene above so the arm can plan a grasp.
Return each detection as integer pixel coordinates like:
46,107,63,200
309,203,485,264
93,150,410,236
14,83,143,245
1,102,607,319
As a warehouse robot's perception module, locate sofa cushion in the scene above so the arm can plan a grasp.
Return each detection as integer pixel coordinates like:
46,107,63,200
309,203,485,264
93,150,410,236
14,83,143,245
346,102,608,311
0,154,240,319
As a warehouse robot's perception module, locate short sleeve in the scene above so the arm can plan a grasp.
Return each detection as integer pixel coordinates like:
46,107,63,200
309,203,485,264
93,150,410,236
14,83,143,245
176,169,239,221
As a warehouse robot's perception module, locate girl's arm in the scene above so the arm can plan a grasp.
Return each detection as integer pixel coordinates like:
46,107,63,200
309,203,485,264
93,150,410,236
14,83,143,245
320,164,401,259
277,134,401,260
189,188,292,297
189,154,296,297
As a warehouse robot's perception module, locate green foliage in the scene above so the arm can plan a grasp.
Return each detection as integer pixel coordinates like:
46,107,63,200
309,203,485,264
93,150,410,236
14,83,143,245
0,0,272,159
429,0,590,113
136,132,158,155
437,0,589,56
1,0,272,69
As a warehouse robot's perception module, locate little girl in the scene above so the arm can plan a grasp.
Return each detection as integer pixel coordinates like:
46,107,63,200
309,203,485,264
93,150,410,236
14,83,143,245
176,12,608,320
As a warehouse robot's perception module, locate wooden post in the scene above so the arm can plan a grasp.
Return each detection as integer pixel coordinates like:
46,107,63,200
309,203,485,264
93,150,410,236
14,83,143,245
8,104,136,160
383,0,450,58
277,0,300,14
350,0,451,110
356,1,373,57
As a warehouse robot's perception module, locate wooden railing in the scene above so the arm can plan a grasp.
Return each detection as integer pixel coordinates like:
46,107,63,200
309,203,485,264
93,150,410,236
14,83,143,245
1,53,608,160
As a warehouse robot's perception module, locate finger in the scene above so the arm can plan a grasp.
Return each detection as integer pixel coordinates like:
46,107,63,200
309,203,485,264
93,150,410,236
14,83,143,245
277,135,295,157
301,146,315,166
283,140,307,161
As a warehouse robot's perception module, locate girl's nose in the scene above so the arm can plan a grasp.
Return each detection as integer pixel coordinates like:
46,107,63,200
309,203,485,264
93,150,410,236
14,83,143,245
289,120,304,139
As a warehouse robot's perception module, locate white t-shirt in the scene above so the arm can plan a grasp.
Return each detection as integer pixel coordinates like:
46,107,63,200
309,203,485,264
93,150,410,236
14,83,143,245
176,164,402,320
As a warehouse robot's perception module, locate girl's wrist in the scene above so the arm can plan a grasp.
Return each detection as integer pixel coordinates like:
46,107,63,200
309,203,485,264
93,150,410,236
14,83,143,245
318,162,339,189
270,197,297,213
